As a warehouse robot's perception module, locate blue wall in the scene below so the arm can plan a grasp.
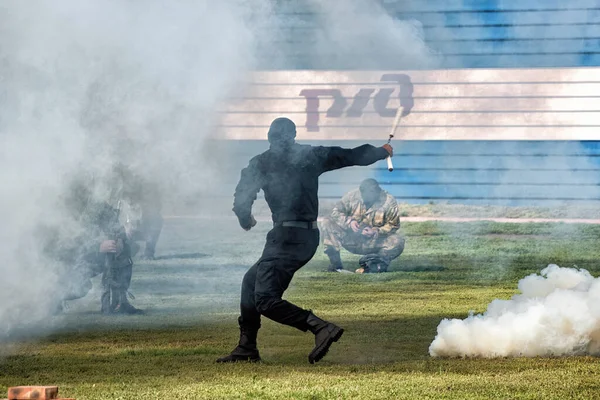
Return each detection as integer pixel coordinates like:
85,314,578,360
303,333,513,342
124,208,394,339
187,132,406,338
236,1,600,205
226,140,600,206
261,0,600,69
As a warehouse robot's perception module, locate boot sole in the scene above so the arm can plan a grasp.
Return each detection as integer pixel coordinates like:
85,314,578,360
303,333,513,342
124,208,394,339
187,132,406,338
308,327,344,364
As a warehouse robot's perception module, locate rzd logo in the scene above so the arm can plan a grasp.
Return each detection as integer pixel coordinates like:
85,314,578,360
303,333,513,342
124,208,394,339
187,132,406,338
299,74,414,132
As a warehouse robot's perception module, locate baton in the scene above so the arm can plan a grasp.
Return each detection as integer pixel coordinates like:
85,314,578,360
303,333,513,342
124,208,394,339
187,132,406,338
386,106,404,172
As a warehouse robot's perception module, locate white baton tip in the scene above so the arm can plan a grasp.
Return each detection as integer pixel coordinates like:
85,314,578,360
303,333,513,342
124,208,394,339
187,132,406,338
386,156,394,172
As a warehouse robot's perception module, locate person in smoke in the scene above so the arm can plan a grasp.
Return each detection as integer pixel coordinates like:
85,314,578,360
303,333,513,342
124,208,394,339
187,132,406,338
110,164,164,260
321,179,405,273
217,117,393,364
40,175,143,314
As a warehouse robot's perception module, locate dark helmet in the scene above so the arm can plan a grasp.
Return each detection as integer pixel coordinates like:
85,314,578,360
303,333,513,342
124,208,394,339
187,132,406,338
359,178,382,205
359,178,381,193
267,117,296,147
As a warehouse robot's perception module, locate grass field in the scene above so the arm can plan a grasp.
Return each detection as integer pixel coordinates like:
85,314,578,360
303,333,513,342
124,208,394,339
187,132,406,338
2,217,600,399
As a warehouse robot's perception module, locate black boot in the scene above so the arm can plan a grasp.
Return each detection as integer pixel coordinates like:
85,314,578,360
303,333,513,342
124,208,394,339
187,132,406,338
100,289,113,314
113,291,144,314
216,324,261,363
325,247,344,272
306,312,344,364
358,254,389,273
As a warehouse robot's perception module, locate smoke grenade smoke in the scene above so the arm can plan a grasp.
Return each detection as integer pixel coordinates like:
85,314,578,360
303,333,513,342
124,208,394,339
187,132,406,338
429,265,600,358
0,0,450,343
307,0,439,69
0,0,268,340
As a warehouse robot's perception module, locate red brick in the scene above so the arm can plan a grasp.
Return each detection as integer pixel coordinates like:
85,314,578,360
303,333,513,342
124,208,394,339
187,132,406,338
8,386,58,400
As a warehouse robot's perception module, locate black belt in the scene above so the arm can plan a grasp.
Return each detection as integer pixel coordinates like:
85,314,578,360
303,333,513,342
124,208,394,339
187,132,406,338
275,221,319,229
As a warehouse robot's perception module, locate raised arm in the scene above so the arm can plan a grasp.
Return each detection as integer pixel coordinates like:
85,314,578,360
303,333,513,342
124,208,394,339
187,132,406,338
315,144,392,174
232,157,263,230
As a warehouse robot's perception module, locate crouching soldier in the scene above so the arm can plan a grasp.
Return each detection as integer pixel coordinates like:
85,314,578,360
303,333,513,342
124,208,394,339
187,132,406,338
321,179,405,273
41,177,143,314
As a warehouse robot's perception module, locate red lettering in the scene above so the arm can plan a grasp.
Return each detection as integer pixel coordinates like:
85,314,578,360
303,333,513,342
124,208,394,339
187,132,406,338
346,88,376,117
380,74,414,117
299,89,347,132
299,74,414,131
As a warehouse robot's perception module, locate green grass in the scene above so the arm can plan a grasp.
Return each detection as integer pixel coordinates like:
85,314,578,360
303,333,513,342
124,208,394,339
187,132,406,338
2,220,600,399
318,200,600,220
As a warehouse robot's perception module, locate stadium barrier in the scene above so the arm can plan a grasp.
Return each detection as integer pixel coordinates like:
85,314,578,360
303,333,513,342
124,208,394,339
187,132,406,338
219,68,600,205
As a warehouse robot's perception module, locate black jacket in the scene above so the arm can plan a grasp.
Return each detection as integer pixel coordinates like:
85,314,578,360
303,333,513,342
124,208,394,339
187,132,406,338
233,143,388,225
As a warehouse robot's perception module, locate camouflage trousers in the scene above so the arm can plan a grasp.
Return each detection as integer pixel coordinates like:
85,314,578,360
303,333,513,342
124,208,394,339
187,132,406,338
62,258,133,303
320,217,405,271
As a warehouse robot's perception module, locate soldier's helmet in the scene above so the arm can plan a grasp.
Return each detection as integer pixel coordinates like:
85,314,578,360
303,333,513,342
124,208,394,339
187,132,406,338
359,178,382,204
359,178,381,193
267,117,296,148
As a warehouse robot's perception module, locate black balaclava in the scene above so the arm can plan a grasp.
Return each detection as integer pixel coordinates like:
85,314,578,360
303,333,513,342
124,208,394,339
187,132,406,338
267,117,296,150
359,178,382,209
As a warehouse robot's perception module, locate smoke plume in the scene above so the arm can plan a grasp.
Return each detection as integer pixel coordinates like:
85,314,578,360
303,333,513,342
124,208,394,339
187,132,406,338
0,0,438,342
0,0,268,339
429,265,600,358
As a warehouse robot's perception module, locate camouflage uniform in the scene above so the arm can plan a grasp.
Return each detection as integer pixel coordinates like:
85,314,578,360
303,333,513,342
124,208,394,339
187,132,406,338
321,188,405,272
41,175,142,314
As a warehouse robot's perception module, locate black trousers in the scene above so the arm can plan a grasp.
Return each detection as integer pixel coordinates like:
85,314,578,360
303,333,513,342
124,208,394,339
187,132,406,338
239,226,320,332
131,210,163,257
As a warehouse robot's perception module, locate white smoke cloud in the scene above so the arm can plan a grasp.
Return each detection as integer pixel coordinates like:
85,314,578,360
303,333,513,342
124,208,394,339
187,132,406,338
258,0,439,69
308,0,439,69
429,264,600,358
0,0,271,339
0,0,441,343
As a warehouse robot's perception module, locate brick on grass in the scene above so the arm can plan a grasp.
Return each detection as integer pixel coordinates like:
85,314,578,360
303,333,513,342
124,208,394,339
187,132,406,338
8,386,59,400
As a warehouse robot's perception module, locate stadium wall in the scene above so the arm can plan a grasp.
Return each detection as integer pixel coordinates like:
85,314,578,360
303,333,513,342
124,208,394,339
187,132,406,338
220,67,600,205
263,0,600,70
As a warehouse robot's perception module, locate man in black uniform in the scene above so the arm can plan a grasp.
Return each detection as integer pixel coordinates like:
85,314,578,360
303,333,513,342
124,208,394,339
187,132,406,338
216,117,393,364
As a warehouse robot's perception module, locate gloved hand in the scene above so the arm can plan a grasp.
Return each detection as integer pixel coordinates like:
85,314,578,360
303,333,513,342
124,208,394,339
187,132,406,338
240,215,257,231
382,144,393,157
100,240,117,253
361,227,379,238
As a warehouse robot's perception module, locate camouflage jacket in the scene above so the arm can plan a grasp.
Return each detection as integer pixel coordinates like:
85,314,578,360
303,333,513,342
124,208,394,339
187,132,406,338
330,189,400,236
38,200,131,274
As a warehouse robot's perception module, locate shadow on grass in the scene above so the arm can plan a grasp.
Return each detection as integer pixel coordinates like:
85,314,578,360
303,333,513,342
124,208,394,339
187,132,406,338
305,254,600,287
